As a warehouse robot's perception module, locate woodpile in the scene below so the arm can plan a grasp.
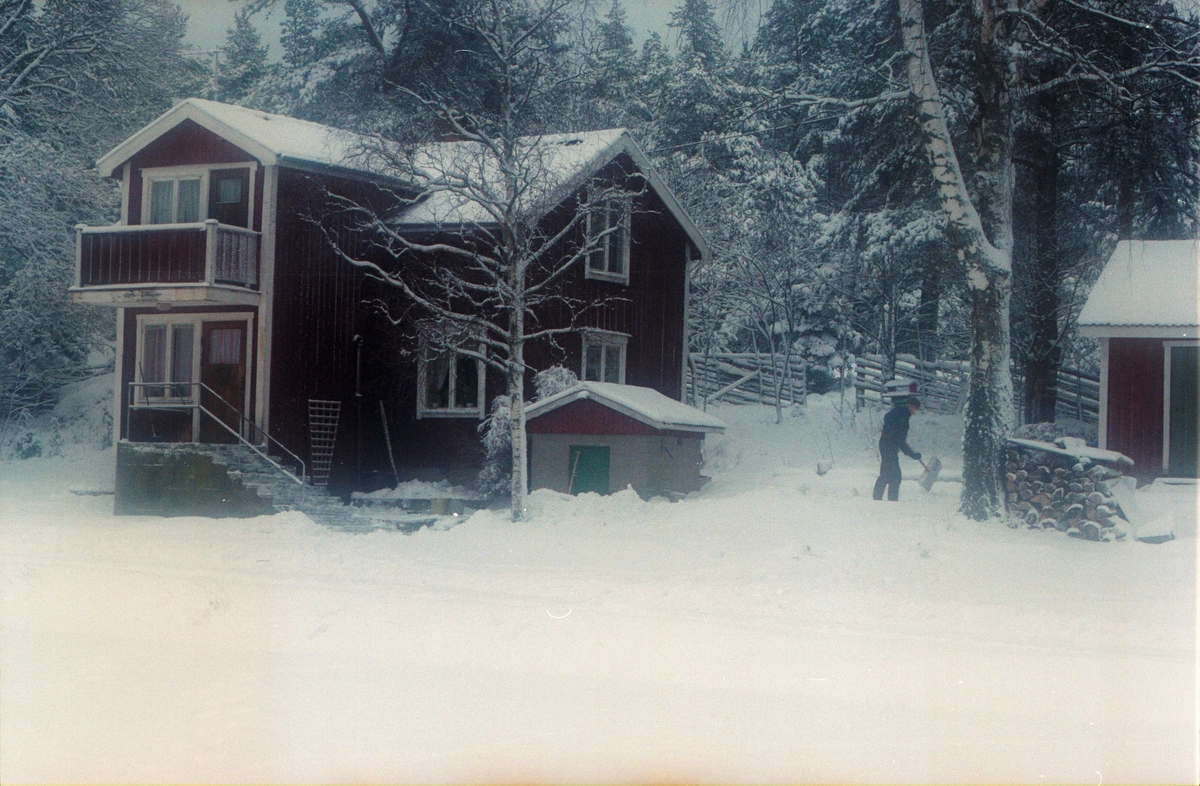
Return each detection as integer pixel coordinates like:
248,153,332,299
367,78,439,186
1005,441,1130,541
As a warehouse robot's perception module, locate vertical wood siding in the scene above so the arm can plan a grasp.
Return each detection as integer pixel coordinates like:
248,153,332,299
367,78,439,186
262,156,692,492
125,120,261,226
267,169,368,489
1107,337,1164,475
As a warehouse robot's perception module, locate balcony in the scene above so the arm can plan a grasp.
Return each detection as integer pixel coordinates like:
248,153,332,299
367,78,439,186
70,220,261,307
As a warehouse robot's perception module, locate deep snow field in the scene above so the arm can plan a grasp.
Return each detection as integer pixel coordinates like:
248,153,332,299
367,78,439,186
2,394,1197,784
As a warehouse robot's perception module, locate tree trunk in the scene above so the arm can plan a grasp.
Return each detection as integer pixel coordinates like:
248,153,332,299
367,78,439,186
1021,90,1061,424
508,313,528,522
917,261,940,362
900,0,1014,520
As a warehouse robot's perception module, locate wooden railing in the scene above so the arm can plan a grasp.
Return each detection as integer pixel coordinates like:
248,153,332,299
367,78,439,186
75,220,259,290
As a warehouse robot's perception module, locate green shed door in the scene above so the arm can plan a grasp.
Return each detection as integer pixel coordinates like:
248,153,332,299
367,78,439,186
568,445,610,495
1168,345,1199,477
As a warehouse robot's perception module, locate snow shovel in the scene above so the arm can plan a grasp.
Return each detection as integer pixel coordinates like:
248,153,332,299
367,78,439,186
917,456,942,492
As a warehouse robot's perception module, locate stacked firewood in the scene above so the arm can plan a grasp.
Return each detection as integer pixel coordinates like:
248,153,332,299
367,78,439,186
1005,443,1129,541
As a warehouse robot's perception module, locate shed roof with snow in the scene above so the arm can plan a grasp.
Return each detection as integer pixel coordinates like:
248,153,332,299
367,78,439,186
526,382,726,434
1078,240,1199,337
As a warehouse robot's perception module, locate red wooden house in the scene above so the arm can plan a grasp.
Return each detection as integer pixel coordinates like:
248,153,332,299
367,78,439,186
1077,239,1199,479
70,98,707,499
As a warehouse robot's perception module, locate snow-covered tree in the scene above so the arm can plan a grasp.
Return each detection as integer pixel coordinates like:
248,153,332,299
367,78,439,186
315,0,639,521
0,0,198,438
218,8,268,103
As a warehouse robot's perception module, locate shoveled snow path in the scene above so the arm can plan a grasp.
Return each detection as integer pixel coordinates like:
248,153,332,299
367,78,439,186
2,401,1196,783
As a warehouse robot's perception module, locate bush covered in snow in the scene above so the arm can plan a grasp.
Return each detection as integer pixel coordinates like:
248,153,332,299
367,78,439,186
475,395,513,499
1,372,113,460
533,366,578,400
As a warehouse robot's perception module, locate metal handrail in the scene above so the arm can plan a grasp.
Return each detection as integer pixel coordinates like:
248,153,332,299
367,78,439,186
128,381,307,486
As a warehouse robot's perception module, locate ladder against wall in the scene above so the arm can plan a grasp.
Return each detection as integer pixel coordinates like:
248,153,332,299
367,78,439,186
308,399,341,487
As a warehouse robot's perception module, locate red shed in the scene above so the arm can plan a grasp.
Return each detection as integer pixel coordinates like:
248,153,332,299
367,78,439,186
525,382,725,498
1078,240,1199,478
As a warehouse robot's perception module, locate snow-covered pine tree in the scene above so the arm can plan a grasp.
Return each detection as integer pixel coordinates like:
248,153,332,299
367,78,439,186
218,8,268,103
280,0,323,69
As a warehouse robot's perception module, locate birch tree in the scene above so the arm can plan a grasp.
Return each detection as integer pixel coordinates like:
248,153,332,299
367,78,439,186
315,0,638,520
897,0,1015,519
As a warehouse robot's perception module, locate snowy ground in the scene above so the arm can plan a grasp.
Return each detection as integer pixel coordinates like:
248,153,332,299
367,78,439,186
2,395,1197,784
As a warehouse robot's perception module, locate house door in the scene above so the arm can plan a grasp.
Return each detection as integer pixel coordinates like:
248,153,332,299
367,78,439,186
568,445,610,495
208,168,250,227
1168,344,1199,477
199,321,248,443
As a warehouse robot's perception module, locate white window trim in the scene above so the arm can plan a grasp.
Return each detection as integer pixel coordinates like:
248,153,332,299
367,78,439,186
581,328,629,385
415,327,486,419
134,312,254,412
139,163,258,228
1162,340,1199,473
583,198,631,284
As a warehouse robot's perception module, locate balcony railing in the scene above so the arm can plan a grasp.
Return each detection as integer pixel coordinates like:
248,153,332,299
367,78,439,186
75,220,260,290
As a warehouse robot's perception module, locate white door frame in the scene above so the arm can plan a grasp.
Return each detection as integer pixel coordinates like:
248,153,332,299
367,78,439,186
1162,340,1199,473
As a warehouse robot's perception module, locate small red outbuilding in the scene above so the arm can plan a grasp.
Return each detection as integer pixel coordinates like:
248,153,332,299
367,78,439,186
1078,240,1199,478
525,382,726,498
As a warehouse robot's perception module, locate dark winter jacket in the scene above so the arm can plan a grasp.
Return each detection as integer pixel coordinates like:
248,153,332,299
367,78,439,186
879,402,920,460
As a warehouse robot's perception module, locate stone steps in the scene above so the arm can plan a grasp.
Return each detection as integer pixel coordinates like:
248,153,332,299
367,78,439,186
191,444,393,532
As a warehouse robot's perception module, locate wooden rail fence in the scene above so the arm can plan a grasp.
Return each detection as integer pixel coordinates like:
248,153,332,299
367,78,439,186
687,352,805,408
852,353,1098,423
683,350,1098,425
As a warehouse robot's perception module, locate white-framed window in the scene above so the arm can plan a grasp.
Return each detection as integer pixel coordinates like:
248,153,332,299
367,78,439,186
584,198,630,284
416,325,486,418
133,312,254,404
581,328,628,384
137,319,196,400
148,175,203,224
139,164,256,227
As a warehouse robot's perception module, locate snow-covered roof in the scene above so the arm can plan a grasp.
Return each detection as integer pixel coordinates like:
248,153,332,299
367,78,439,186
526,382,726,433
95,99,708,257
1077,240,1199,337
96,98,388,180
392,129,708,257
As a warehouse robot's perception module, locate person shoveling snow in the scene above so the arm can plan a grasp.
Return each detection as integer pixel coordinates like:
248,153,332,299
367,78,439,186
873,396,924,501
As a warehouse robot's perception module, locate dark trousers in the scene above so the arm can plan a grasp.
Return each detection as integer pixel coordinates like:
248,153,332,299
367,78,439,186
873,450,902,501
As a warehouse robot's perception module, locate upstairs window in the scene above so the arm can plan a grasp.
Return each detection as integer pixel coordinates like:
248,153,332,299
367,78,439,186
140,165,255,228
417,325,485,418
585,198,630,284
148,176,202,224
581,329,628,384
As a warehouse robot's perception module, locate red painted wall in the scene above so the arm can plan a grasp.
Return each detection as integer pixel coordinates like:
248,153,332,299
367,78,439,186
123,120,262,229
527,397,704,440
1107,338,1164,475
